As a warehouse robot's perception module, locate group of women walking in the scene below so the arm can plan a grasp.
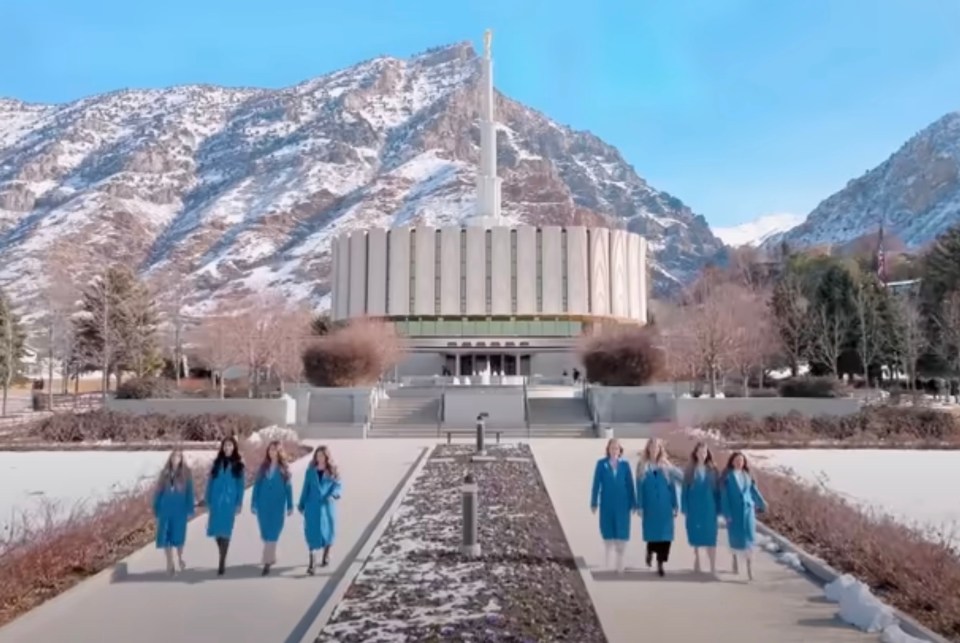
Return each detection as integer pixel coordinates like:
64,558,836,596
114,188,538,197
590,438,767,579
152,437,342,577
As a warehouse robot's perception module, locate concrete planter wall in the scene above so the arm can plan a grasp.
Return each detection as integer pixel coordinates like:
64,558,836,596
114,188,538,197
283,386,376,425
674,397,862,427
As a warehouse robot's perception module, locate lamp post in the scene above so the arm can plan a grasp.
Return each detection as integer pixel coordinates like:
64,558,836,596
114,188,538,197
461,472,480,557
475,412,488,455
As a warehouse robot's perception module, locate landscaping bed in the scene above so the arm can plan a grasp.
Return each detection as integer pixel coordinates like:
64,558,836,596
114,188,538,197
698,405,960,449
317,443,604,643
664,429,960,641
0,436,310,627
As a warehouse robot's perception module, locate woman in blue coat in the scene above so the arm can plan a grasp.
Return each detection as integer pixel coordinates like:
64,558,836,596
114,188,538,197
298,445,342,575
681,442,720,575
153,449,195,575
206,436,246,576
590,438,636,572
252,440,294,576
636,438,678,577
720,451,767,581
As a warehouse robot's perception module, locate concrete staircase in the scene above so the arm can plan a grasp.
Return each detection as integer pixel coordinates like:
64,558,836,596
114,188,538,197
526,386,595,438
367,388,442,438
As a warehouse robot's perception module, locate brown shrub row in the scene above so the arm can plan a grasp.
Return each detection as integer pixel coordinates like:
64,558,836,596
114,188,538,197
700,405,960,446
302,318,403,387
0,438,308,627
29,411,266,443
664,430,960,640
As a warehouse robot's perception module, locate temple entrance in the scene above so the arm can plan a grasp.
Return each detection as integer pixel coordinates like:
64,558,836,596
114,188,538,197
445,353,531,377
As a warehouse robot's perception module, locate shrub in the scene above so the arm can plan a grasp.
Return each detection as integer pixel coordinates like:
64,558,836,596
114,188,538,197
778,376,845,398
29,410,265,443
115,377,179,400
0,437,308,627
301,318,403,387
579,325,663,386
662,430,960,640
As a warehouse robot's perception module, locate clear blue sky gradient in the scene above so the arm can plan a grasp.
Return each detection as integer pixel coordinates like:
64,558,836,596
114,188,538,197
4,0,960,227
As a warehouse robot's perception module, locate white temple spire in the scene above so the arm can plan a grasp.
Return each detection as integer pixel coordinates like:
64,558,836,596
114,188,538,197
469,28,502,227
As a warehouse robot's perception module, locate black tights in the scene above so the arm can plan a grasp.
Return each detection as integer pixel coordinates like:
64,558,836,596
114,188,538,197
216,537,230,573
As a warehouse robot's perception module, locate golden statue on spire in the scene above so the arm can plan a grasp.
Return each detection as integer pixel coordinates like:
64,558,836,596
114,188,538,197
484,29,492,58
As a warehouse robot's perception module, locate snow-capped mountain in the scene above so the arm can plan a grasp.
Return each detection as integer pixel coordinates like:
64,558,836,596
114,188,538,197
766,112,960,252
712,212,804,248
0,42,722,317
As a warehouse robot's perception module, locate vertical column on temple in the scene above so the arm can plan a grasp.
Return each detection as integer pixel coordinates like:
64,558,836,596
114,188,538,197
470,29,502,226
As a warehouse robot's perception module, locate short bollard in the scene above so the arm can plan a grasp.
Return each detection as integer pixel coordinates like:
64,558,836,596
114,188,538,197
475,412,488,455
461,472,480,557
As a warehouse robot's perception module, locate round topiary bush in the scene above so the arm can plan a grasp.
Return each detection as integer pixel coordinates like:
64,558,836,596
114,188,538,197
301,319,403,387
115,376,179,400
579,326,664,386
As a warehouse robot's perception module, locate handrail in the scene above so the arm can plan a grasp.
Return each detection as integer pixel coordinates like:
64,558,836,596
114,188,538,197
523,376,531,440
436,380,445,437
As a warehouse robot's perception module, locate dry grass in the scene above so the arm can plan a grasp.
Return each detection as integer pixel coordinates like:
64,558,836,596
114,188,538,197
0,438,309,627
28,410,265,443
663,429,960,641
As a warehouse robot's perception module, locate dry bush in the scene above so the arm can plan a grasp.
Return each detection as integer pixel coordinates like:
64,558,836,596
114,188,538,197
0,436,308,626
579,325,664,386
301,318,403,387
778,376,846,398
115,376,179,400
699,406,960,446
662,429,960,640
29,410,265,443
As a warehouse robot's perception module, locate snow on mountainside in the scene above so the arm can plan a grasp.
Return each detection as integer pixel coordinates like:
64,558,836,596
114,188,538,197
0,42,722,317
766,112,960,252
712,212,804,248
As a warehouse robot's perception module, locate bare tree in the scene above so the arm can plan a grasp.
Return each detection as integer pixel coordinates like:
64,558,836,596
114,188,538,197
149,264,191,386
726,287,776,396
935,290,960,374
807,300,850,377
892,296,928,389
682,281,743,397
769,272,810,376
853,280,886,387
190,302,243,399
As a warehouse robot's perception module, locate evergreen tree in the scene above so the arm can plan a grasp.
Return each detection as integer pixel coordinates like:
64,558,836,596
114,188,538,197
72,265,159,394
0,289,27,416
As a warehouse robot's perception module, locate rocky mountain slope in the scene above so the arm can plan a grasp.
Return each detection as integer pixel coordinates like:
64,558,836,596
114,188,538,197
0,42,722,317
765,112,960,252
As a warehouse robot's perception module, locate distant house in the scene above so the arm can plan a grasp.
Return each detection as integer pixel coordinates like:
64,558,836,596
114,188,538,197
885,278,922,296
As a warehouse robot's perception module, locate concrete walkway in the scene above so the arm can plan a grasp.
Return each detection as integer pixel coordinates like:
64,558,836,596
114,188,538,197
532,439,878,643
0,440,427,643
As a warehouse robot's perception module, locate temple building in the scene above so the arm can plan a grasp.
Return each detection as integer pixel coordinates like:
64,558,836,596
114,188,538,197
330,30,649,378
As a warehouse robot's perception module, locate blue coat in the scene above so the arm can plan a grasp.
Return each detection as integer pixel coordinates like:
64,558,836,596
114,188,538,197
252,467,294,543
720,470,767,551
590,458,636,541
681,467,720,547
205,463,245,539
298,467,341,550
636,464,678,543
153,478,195,549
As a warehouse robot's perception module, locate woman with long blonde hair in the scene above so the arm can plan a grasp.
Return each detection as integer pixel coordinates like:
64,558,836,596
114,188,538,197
153,448,195,575
635,438,679,577
681,442,720,575
719,451,767,581
251,440,294,576
298,445,342,574
590,438,636,573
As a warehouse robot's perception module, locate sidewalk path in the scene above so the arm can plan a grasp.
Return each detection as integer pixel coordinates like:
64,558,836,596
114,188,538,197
531,439,877,643
0,440,427,643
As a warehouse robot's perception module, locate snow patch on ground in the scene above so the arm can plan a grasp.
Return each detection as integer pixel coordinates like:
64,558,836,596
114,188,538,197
822,574,925,639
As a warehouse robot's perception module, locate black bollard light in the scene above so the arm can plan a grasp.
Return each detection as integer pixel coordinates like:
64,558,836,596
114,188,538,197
461,472,480,557
475,412,488,455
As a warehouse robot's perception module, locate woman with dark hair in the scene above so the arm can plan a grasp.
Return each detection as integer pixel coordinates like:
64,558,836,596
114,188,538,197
636,438,678,577
681,442,720,575
206,436,245,576
251,440,294,576
590,438,635,573
298,445,342,575
153,449,195,575
720,451,767,581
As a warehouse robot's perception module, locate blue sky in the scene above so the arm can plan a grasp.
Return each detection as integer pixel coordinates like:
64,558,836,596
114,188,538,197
4,0,960,228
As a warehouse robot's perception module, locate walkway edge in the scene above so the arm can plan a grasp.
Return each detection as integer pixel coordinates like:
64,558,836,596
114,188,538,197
529,445,614,643
296,444,434,643
756,523,949,643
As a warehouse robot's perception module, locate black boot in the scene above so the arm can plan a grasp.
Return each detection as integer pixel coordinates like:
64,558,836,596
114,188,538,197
261,564,271,576
216,538,228,576
307,553,316,576
321,547,330,567
657,560,665,577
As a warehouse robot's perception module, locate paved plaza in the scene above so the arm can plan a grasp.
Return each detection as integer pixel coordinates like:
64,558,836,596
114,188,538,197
0,437,883,643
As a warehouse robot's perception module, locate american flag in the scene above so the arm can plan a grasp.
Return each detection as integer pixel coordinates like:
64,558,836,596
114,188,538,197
875,223,887,283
